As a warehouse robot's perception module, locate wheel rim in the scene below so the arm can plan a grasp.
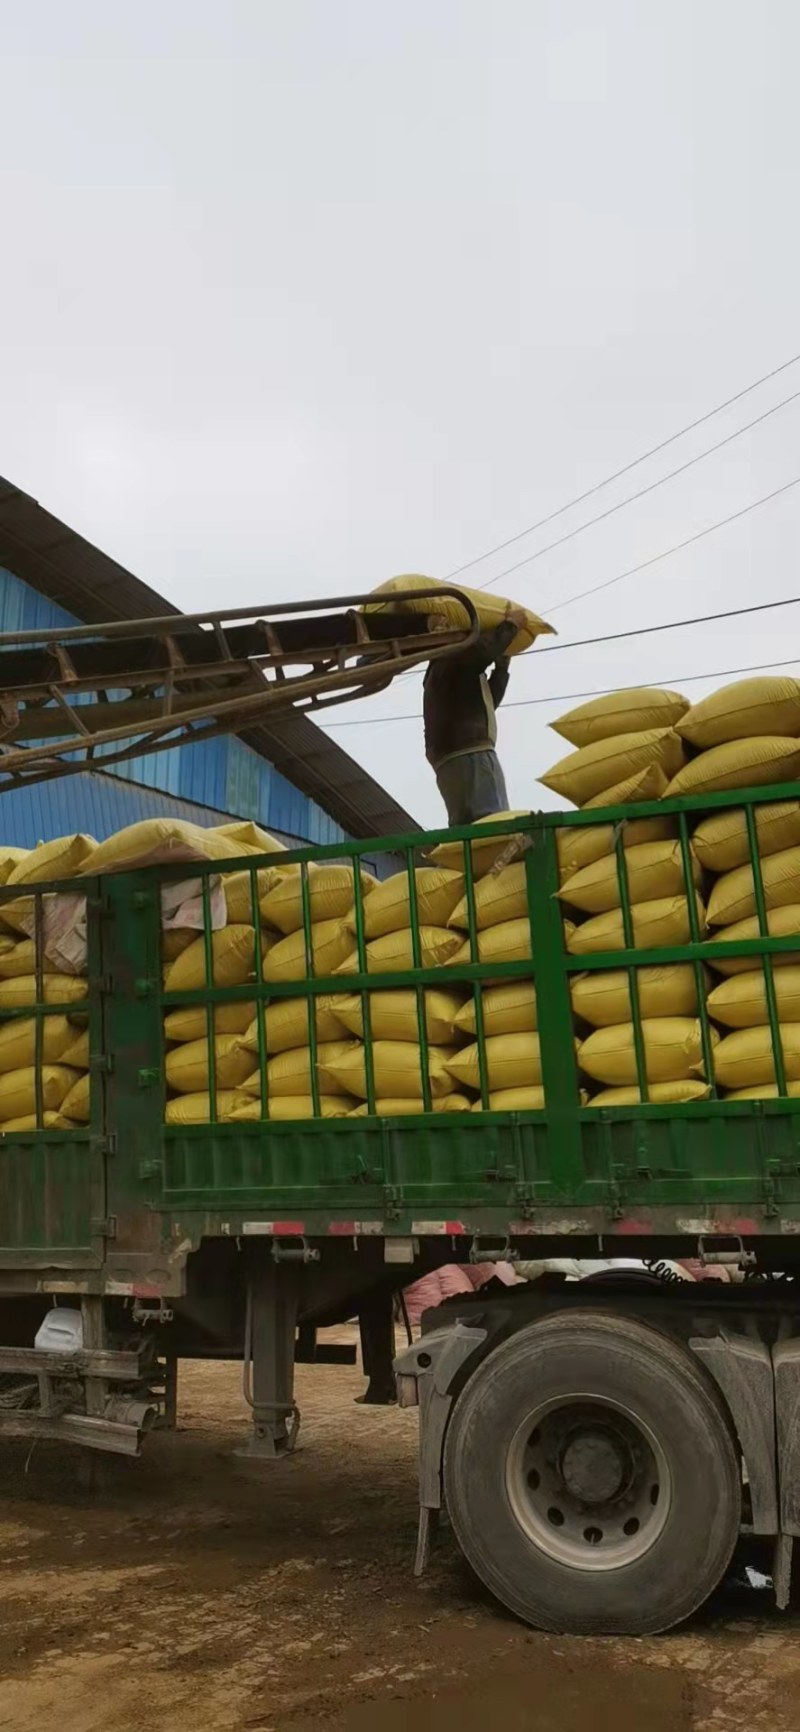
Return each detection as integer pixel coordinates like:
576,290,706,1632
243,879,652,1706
505,1393,673,1571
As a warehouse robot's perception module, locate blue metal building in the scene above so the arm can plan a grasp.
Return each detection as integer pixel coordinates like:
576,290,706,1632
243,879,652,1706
0,479,417,856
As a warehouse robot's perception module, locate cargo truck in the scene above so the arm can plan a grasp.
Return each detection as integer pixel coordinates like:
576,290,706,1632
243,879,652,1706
3,784,800,1636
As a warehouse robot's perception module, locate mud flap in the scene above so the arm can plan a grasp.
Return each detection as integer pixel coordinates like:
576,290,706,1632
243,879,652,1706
394,1321,487,1576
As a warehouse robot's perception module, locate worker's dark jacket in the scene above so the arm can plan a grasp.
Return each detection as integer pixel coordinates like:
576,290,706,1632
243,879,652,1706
423,630,511,770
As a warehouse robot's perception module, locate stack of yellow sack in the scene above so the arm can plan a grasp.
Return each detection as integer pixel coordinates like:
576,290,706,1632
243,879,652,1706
540,688,690,810
323,988,472,1114
0,837,95,1132
546,677,800,1106
324,867,469,1113
558,831,704,961
665,679,800,1101
692,778,800,1099
663,676,800,799
163,862,371,1124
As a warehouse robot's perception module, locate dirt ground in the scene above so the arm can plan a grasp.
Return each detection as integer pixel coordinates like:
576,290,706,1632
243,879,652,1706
0,1334,799,1731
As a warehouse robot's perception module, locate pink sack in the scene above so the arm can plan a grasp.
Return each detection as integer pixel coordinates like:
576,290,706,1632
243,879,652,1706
465,1261,517,1290
403,1265,472,1325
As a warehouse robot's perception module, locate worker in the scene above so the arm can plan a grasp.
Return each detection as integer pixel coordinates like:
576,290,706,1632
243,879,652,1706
423,614,523,825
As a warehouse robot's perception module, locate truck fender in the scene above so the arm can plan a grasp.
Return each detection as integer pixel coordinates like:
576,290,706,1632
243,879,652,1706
690,1330,777,1533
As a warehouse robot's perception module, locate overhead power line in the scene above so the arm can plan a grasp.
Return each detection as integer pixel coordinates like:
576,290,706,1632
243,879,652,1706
392,473,800,694
320,655,800,729
525,593,800,658
480,385,800,591
446,347,800,582
544,473,800,615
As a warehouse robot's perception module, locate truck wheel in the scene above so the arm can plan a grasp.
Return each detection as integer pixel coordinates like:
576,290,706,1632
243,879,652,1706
442,1309,741,1635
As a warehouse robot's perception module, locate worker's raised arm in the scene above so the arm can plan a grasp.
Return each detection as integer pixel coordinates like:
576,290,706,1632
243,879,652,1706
488,655,510,707
453,620,517,674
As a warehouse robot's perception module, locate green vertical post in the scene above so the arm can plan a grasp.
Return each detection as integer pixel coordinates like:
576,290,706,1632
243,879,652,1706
299,863,321,1117
745,803,788,1096
677,813,717,1097
462,840,490,1109
201,873,218,1124
249,865,269,1121
349,858,376,1114
33,888,44,1130
614,831,649,1103
526,821,585,1194
405,849,432,1113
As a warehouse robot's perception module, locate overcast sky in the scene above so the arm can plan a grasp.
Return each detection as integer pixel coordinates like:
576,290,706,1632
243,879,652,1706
1,0,799,828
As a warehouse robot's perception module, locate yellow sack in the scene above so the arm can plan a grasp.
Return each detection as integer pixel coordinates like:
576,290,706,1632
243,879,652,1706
0,1065,80,1120
455,980,537,1038
164,1002,256,1042
540,729,685,808
0,1015,76,1074
677,676,800,750
551,687,688,749
692,802,800,875
330,989,463,1044
61,1072,90,1122
318,1040,458,1100
164,925,255,993
223,868,282,926
337,926,462,975
241,1039,359,1098
567,894,704,958
0,974,87,1008
706,905,800,975
471,1085,546,1111
260,864,369,935
364,573,553,656
665,737,800,800
0,940,42,979
234,1094,354,1121
264,919,354,983
165,1034,253,1095
211,821,285,855
446,1031,552,1092
707,967,800,1029
349,1094,472,1117
586,1080,712,1107
161,930,198,964
242,996,347,1055
0,1112,75,1132
571,964,702,1028
165,1089,259,1125
448,916,535,967
556,809,675,885
708,845,800,928
714,1025,800,1089
725,1082,800,1100
427,812,529,876
359,868,464,940
7,835,96,886
88,819,243,875
449,862,530,931
578,1018,717,1085
0,847,29,885
558,839,699,916
582,763,671,809
60,1027,90,1069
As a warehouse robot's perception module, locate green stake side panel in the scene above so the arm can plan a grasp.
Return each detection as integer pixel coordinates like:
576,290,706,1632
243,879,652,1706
3,781,800,1284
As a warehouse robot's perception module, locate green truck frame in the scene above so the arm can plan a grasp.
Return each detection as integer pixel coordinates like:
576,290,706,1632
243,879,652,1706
3,780,800,1635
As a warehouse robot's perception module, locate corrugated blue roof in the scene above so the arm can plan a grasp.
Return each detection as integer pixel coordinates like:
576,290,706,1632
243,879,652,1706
0,564,345,848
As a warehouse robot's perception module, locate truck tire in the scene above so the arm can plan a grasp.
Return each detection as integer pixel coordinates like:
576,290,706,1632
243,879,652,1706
442,1308,741,1635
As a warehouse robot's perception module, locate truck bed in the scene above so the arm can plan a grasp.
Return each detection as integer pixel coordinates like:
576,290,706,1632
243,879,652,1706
2,781,800,1300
